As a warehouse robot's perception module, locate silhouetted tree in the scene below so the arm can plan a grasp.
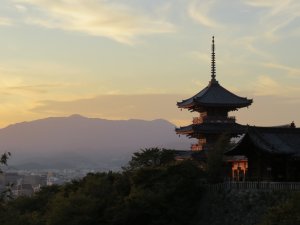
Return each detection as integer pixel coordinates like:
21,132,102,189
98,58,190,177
125,148,176,170
259,192,300,225
0,152,11,204
207,134,230,183
0,150,208,225
0,152,11,172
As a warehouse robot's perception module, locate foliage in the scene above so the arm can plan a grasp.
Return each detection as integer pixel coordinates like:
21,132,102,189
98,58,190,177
0,148,300,225
1,148,296,225
120,160,205,225
207,134,230,183
0,152,11,205
259,192,300,225
125,147,176,170
0,152,11,168
0,148,206,225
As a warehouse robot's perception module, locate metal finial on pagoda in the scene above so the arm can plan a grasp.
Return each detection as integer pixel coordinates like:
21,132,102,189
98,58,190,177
211,36,216,81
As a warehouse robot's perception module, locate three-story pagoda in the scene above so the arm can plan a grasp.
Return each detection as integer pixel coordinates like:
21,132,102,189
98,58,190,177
176,37,252,151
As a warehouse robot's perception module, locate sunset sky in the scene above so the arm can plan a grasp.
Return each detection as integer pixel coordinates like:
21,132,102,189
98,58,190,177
0,0,299,128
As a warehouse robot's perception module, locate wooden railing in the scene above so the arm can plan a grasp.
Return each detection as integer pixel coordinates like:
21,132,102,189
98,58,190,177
191,144,202,151
193,116,236,124
206,182,300,191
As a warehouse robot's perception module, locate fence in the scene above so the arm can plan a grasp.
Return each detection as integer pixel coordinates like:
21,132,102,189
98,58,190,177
206,181,300,191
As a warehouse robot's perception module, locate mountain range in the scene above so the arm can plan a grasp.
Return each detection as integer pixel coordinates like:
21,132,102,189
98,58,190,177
0,115,189,170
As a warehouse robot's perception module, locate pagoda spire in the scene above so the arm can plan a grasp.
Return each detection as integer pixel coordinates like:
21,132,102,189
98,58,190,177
211,36,216,81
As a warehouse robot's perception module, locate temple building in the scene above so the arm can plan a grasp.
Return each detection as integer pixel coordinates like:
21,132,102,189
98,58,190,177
176,37,252,152
176,37,300,182
226,126,300,181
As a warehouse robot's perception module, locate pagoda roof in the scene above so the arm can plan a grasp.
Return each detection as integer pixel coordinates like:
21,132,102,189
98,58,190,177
177,80,252,110
177,37,252,111
176,122,246,137
226,126,300,157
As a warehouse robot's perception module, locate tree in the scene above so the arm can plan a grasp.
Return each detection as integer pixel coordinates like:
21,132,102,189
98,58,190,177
125,148,176,171
0,152,11,204
0,150,208,225
117,160,206,225
207,134,230,184
259,192,300,225
0,152,11,172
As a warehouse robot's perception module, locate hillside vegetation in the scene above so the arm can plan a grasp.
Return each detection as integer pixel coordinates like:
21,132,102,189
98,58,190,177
0,149,299,225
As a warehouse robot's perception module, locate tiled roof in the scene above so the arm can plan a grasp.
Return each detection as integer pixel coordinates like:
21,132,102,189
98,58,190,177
227,126,300,157
177,80,252,110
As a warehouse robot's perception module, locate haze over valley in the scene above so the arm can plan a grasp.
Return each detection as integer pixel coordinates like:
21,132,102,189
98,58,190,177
1,115,189,170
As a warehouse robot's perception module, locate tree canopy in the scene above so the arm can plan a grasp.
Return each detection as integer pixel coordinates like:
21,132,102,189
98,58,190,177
125,147,176,170
0,148,206,225
0,148,297,225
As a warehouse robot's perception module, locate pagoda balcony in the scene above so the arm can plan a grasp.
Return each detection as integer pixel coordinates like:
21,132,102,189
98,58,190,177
193,116,236,124
191,144,203,151
193,117,203,124
199,138,206,144
192,142,219,151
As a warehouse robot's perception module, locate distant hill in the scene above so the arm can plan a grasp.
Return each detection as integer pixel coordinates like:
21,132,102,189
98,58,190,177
0,115,189,170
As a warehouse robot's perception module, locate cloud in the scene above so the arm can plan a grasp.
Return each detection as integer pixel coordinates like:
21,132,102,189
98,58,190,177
263,62,300,77
14,0,175,44
254,76,280,96
189,51,211,63
243,0,300,41
0,17,13,26
187,0,220,28
253,75,300,96
234,95,300,127
6,83,70,95
244,0,282,8
15,4,28,12
30,94,192,125
234,36,271,59
0,79,83,100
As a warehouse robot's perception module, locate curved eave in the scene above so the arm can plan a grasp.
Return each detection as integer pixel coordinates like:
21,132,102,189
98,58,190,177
177,101,252,112
197,99,252,107
175,125,194,135
192,101,252,110
177,101,195,109
176,123,246,135
177,81,253,110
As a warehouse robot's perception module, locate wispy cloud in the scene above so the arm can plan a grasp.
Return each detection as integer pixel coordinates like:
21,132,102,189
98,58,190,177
263,62,300,77
253,75,300,96
187,0,221,28
31,94,191,124
244,0,282,8
0,17,13,26
14,0,176,44
244,0,300,41
254,75,281,96
6,83,71,95
15,4,28,12
233,36,272,59
189,51,210,63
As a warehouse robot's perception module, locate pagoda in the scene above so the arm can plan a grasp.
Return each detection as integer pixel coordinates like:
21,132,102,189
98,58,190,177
176,37,253,151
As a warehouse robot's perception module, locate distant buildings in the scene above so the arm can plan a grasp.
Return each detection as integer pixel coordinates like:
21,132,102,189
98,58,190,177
0,169,87,197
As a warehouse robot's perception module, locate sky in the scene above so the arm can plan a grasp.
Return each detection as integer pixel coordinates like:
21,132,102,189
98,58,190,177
0,0,299,128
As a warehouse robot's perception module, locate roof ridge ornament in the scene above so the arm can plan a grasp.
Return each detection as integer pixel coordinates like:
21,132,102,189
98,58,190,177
211,36,216,82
